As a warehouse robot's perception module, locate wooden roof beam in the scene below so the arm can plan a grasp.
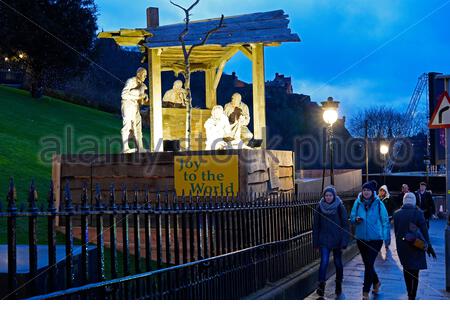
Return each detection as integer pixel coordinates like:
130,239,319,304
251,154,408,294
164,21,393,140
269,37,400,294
239,45,253,61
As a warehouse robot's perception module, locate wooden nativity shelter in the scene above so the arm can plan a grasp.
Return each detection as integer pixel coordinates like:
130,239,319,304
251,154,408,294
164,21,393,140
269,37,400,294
99,7,300,151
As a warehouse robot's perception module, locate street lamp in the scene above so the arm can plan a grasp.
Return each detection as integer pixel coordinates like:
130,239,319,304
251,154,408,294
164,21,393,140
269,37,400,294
380,142,389,185
322,97,339,186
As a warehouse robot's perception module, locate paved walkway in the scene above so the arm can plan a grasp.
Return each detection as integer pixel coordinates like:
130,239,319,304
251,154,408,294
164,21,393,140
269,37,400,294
306,219,450,300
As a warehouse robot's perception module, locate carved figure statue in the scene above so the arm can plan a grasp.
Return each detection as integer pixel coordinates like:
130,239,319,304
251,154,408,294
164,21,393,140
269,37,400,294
162,80,188,108
204,105,233,150
224,93,253,144
121,67,148,153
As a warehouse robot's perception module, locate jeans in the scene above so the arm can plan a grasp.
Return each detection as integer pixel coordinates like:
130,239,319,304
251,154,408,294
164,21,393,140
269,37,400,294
357,240,383,293
403,269,420,299
318,247,343,283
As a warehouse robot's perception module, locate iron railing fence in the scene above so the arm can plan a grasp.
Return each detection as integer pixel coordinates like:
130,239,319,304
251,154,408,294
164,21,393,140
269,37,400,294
29,232,316,300
0,178,358,299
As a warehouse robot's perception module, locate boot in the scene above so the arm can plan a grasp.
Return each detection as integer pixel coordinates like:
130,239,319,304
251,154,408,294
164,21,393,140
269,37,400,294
372,281,381,294
316,282,325,297
335,281,342,295
362,292,369,300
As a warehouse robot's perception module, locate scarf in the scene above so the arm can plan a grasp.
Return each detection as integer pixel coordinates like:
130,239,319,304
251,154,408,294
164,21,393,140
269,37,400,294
360,193,375,211
319,196,342,215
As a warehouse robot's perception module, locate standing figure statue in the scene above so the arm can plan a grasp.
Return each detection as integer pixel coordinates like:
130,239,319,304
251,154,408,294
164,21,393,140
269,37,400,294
121,67,149,153
162,80,188,108
224,93,253,145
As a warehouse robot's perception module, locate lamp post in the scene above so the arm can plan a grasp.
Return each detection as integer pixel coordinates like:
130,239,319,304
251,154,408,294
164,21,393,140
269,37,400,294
380,142,389,185
322,97,339,186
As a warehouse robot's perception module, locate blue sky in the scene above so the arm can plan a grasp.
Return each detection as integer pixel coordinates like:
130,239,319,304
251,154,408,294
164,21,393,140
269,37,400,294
96,0,450,117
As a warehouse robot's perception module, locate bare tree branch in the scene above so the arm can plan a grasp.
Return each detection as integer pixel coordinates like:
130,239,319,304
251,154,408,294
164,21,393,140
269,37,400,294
170,0,225,150
188,14,224,56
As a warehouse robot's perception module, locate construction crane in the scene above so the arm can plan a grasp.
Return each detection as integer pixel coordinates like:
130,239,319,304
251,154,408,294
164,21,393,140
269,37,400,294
385,73,428,173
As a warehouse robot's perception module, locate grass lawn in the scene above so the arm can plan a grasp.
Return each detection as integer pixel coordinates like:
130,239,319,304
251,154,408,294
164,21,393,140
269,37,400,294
0,86,164,284
0,85,123,203
0,85,123,243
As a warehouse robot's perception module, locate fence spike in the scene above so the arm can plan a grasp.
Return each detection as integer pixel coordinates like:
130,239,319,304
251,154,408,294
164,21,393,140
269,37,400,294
188,191,193,210
133,186,139,210
28,178,39,213
173,192,179,210
143,186,151,210
156,192,162,211
165,190,171,211
47,180,56,213
121,184,129,210
81,182,89,212
181,191,187,210
95,184,104,211
109,183,118,211
64,179,74,213
196,194,202,210
7,177,17,213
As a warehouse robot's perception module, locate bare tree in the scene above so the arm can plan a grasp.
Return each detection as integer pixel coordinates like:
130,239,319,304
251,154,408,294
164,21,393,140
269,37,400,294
348,106,407,138
170,0,224,150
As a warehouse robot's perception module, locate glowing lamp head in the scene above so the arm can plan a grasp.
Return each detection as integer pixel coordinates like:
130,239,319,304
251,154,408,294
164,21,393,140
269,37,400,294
18,53,24,59
380,144,389,155
323,109,338,125
321,97,340,126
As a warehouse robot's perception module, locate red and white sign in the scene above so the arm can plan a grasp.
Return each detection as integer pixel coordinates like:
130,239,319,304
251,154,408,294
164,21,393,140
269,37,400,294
429,91,450,129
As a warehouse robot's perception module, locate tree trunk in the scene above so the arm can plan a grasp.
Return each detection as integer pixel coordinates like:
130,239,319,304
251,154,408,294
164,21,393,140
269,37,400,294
184,64,193,150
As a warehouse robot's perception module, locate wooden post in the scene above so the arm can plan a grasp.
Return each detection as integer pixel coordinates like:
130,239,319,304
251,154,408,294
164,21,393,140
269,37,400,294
150,49,163,152
205,68,217,109
252,43,266,147
146,7,159,28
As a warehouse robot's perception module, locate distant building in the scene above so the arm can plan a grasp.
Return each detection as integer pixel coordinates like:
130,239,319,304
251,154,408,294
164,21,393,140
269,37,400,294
231,72,247,88
266,73,293,94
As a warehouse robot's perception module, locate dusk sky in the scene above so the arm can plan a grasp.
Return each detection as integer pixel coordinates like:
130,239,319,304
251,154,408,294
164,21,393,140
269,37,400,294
96,0,450,118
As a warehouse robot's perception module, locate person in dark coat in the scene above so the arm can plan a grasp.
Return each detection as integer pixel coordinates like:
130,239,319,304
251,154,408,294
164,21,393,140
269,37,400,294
414,182,436,229
378,185,396,250
313,186,350,297
394,192,436,300
395,184,409,210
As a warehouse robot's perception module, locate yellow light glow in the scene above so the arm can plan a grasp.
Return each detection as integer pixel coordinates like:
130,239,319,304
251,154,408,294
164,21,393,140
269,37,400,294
323,109,338,125
4,57,9,62
18,54,24,59
380,144,389,155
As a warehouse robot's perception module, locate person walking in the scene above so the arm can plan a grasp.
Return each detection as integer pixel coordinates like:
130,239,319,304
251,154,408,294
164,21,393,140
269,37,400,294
350,181,391,299
378,185,395,250
414,182,436,229
313,186,350,298
395,184,409,210
394,193,437,300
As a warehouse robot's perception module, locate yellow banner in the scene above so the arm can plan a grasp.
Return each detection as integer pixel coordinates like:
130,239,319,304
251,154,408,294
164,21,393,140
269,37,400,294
174,155,239,196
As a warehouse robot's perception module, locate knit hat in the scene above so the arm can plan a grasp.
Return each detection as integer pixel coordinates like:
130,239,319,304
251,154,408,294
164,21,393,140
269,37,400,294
403,192,417,206
322,185,337,199
362,181,377,193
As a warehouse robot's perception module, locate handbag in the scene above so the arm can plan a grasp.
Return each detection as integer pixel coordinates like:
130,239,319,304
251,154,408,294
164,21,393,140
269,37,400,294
403,222,428,251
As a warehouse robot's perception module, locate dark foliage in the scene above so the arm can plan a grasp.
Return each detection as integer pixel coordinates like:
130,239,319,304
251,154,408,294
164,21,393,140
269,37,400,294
0,0,97,97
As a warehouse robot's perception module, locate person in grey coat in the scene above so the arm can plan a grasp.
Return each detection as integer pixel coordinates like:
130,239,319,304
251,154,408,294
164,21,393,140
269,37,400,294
313,186,350,297
394,192,437,300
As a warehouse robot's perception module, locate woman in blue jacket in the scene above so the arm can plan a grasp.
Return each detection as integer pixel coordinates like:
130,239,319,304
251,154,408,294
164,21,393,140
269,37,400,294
350,181,391,300
313,186,350,298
